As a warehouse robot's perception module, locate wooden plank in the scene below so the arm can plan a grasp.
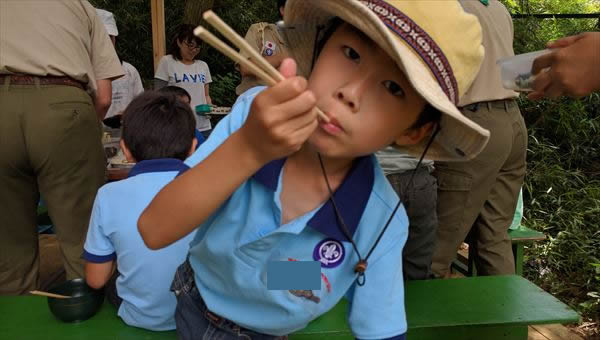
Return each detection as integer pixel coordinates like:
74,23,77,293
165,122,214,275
530,324,584,340
0,276,579,339
528,326,550,340
150,0,166,72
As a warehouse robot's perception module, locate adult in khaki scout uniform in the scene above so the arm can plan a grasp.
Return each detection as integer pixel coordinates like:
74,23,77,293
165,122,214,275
0,0,123,294
431,0,527,277
236,0,290,95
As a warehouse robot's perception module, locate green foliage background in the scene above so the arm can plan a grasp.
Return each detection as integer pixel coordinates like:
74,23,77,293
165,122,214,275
500,0,600,324
90,0,600,324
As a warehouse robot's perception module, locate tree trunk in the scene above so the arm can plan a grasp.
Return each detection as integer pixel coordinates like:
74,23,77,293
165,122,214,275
183,0,214,25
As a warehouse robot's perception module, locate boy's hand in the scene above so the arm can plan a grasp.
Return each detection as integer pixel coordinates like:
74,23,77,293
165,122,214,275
239,58,318,164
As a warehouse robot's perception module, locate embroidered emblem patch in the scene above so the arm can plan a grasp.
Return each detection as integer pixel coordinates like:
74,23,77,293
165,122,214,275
263,41,276,56
313,239,345,268
290,290,320,303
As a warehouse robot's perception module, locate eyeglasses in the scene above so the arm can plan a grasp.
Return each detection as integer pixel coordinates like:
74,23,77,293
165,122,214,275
183,41,201,50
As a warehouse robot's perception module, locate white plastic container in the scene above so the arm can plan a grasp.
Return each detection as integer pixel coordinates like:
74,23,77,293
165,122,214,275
497,49,551,91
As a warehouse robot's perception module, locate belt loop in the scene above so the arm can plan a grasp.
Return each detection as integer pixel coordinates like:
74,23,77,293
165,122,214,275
486,102,492,111
34,76,41,89
504,100,509,111
3,76,9,90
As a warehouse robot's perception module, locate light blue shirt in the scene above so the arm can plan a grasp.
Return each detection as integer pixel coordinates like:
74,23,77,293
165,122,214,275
83,159,195,331
185,87,409,338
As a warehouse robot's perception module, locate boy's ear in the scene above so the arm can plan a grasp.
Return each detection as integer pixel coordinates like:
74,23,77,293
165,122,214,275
188,138,198,157
120,139,137,163
395,122,435,146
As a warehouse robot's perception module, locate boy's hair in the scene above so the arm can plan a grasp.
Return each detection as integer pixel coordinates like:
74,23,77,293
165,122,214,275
122,91,196,161
158,86,192,103
169,24,203,61
314,18,441,131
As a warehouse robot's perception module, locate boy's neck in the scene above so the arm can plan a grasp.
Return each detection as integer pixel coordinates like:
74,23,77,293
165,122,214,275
287,146,354,182
279,148,355,225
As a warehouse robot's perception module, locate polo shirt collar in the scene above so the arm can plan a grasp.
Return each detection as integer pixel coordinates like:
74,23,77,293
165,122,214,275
252,155,374,241
128,158,190,178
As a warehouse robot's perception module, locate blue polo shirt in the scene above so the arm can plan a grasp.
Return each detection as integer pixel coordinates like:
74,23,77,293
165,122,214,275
185,87,408,338
83,159,195,331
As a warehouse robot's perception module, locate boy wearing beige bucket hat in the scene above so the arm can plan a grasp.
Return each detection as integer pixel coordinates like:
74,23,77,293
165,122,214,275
138,0,488,338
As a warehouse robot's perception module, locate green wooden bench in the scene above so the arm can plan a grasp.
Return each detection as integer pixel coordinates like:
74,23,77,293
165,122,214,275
453,225,546,276
0,275,577,340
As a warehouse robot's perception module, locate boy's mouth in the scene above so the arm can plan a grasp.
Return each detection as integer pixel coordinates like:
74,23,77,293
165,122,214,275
319,115,345,135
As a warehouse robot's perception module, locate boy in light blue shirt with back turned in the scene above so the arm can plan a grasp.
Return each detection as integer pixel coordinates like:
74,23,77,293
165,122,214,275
83,91,198,330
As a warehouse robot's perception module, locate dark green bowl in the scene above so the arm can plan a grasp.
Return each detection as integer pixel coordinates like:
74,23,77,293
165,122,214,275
47,278,104,323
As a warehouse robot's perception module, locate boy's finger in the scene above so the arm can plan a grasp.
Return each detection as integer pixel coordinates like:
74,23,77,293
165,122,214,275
279,58,297,79
531,52,554,75
255,76,308,109
274,90,317,121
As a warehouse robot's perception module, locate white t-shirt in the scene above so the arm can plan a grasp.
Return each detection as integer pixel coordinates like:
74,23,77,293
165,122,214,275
155,55,213,131
106,61,144,119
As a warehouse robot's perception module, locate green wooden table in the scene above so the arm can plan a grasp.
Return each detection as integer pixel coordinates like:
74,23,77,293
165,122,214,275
0,276,577,340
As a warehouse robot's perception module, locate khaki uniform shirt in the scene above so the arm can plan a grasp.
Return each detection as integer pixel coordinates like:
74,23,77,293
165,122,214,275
0,0,123,93
236,22,290,95
458,0,518,106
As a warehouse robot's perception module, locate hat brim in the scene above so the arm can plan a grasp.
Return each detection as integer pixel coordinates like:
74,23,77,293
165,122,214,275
283,0,489,161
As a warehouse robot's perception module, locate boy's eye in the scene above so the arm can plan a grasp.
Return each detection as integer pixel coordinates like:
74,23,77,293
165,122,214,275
382,80,405,98
342,46,360,63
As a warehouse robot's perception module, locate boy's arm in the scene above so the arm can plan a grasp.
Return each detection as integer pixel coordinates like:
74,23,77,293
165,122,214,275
85,260,115,290
83,193,117,289
138,59,318,250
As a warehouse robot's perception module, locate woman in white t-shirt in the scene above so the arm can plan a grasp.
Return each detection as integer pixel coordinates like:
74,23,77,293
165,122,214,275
155,24,213,135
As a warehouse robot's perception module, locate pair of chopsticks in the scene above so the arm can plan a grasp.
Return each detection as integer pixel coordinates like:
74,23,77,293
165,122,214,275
194,11,330,123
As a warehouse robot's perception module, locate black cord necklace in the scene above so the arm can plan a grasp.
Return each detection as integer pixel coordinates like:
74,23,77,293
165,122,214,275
317,125,440,286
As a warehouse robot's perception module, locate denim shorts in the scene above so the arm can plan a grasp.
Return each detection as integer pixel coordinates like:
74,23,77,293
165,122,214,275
171,260,288,340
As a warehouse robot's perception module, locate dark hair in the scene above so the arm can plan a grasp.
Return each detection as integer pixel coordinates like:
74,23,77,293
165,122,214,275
158,86,191,103
122,91,196,161
410,104,442,130
314,18,441,130
277,0,287,11
168,24,202,61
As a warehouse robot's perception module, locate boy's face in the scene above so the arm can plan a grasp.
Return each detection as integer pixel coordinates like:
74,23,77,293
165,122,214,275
306,24,427,158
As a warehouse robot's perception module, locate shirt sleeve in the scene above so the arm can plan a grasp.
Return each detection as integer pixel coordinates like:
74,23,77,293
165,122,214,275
83,191,116,263
346,220,407,339
154,55,170,82
184,86,266,167
84,1,123,81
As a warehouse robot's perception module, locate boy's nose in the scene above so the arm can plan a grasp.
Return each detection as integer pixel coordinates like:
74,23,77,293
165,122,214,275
335,77,366,113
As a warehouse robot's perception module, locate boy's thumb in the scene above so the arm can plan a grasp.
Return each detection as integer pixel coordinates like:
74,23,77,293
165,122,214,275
279,58,297,79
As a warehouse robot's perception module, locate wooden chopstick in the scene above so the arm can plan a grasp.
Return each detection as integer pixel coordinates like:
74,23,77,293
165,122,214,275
30,290,71,299
194,13,330,123
194,27,277,87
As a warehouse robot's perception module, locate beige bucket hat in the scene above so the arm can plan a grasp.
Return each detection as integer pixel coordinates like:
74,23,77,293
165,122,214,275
282,0,490,161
